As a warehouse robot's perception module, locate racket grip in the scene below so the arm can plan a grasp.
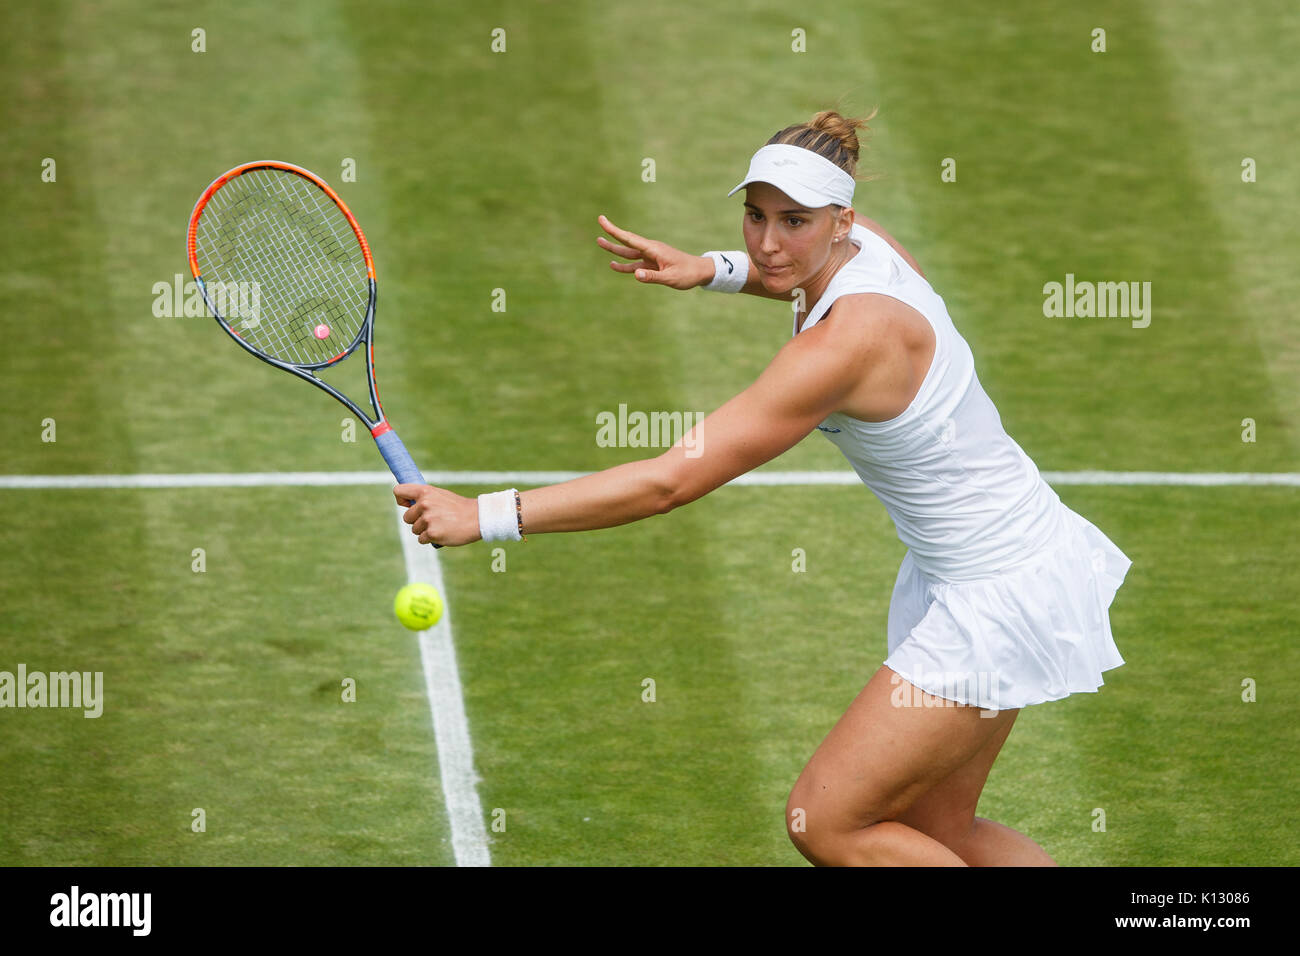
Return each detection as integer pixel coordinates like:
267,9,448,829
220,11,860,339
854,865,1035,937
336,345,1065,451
374,425,443,550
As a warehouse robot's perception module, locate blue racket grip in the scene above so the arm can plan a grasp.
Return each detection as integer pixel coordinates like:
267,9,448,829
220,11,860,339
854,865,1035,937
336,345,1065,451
374,425,442,549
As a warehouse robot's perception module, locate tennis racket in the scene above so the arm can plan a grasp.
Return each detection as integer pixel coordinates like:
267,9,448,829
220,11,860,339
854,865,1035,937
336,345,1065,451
186,160,439,547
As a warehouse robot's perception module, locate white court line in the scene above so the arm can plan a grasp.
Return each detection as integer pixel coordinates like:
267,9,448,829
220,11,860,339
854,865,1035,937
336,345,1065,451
394,504,491,868
2,469,1299,489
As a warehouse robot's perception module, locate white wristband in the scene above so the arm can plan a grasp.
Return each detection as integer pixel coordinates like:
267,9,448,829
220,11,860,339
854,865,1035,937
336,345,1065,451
702,251,749,293
478,488,521,542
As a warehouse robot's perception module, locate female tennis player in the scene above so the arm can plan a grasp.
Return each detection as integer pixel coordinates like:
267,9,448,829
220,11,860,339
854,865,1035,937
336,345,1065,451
395,109,1133,866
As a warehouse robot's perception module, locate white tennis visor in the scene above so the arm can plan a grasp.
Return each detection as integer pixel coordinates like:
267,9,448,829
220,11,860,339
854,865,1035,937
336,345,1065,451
727,143,856,208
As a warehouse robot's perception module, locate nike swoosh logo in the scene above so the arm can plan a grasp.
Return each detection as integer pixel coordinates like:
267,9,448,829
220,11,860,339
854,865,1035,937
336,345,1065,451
816,424,842,433
720,254,734,275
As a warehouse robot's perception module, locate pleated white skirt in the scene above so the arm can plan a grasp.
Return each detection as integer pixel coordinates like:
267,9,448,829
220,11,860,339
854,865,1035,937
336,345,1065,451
884,503,1132,711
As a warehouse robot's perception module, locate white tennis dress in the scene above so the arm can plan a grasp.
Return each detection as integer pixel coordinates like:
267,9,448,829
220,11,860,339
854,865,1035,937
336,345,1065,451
796,222,1132,711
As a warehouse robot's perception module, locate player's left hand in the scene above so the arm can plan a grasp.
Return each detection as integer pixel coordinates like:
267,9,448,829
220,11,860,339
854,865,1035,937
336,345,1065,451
597,214,713,290
395,484,481,547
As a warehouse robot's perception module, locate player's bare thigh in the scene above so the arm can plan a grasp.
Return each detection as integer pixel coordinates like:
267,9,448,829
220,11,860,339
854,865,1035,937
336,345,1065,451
786,666,1017,849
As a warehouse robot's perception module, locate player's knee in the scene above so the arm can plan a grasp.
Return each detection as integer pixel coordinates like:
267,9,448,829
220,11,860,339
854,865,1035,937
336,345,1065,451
785,782,858,864
785,806,826,864
785,794,811,859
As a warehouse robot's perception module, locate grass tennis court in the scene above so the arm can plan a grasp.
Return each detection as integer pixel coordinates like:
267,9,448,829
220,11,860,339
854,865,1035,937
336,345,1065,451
1,0,1296,866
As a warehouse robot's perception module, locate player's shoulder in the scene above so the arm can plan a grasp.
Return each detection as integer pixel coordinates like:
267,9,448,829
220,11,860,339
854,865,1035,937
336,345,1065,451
819,293,905,335
790,295,894,366
812,294,932,369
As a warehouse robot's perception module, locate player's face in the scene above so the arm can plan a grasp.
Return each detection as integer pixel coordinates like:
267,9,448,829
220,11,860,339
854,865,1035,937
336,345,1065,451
741,182,846,295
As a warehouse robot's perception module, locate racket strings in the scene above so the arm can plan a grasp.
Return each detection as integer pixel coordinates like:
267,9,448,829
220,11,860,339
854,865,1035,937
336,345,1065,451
194,167,370,366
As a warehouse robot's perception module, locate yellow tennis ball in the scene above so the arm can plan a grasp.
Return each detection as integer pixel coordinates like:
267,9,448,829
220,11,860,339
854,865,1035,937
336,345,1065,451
394,582,444,631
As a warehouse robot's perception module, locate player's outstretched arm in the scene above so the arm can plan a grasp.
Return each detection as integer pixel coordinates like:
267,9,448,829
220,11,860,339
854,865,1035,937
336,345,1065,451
512,316,877,535
394,298,881,546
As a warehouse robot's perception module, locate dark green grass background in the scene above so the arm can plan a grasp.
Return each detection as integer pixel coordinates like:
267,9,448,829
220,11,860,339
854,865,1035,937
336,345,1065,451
0,0,1295,865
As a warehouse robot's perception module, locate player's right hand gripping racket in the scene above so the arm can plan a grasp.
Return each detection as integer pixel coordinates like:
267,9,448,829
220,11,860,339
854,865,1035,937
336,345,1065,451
187,161,440,547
